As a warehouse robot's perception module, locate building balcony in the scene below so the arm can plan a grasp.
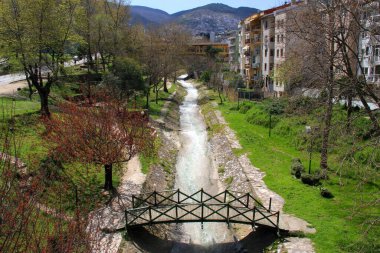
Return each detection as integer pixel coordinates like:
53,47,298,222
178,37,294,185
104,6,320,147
252,63,260,68
367,74,380,84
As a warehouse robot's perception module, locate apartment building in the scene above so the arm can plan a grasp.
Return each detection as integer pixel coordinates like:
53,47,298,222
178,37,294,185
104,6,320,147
227,31,240,72
236,0,379,97
237,1,302,96
239,13,262,88
359,1,380,85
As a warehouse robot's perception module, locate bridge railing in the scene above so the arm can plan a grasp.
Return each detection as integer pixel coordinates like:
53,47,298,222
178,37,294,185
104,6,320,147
132,189,270,211
125,203,280,231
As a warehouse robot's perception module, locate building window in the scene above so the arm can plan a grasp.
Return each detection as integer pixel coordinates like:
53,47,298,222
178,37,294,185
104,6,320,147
281,49,284,57
366,47,369,55
270,36,274,42
281,34,284,43
265,63,267,71
375,46,380,57
270,63,274,71
277,49,279,57
363,67,368,75
265,21,268,29
265,49,268,57
270,49,274,56
277,35,280,42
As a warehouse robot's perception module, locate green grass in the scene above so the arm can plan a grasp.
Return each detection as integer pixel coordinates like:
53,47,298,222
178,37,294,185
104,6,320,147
148,82,177,119
0,97,40,119
210,96,379,252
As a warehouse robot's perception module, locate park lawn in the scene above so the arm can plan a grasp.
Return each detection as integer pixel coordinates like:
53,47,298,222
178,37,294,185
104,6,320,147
216,100,378,253
1,85,122,214
148,82,177,119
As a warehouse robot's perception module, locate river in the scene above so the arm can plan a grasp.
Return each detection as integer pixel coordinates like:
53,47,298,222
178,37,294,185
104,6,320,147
171,78,234,253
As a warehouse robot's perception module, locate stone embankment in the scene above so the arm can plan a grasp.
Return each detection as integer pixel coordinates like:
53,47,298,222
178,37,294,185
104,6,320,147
197,83,316,253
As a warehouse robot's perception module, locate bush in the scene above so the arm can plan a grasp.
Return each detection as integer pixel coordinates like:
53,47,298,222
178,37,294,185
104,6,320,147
301,173,321,186
239,103,252,114
246,106,280,128
320,187,334,198
40,157,64,181
285,96,316,115
265,100,285,115
291,158,305,179
200,71,211,83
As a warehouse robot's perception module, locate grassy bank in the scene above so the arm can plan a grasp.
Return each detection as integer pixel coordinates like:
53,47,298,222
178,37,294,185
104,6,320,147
201,88,379,252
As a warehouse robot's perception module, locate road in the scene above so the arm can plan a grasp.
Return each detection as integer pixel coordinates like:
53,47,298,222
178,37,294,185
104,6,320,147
0,59,86,95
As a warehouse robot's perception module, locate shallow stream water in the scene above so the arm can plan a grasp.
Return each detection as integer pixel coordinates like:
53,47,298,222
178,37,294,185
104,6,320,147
171,79,234,253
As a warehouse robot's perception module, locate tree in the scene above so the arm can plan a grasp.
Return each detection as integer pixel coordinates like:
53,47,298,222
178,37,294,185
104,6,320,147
0,105,90,253
0,0,80,117
44,95,154,191
103,57,145,101
285,0,380,173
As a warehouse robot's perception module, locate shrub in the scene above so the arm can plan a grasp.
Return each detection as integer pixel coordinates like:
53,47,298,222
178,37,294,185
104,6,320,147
246,106,280,128
320,187,334,198
239,103,252,114
285,96,316,115
200,71,211,83
265,100,285,115
291,158,305,179
39,157,64,182
301,173,321,186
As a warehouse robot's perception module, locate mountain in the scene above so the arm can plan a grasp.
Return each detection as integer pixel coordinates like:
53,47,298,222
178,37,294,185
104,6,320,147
130,6,171,26
130,3,259,34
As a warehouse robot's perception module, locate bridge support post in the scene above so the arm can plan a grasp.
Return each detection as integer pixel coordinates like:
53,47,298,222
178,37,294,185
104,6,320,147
224,190,227,203
132,196,135,208
149,206,152,226
246,193,250,208
154,191,157,206
276,211,280,237
252,207,256,229
201,202,204,229
125,210,128,229
269,198,272,212
227,204,230,228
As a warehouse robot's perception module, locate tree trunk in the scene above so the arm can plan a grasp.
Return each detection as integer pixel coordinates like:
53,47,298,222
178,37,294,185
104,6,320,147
346,94,352,133
37,87,50,118
146,90,150,109
218,87,223,104
357,91,380,133
163,76,169,93
104,164,113,191
155,85,158,104
320,85,333,173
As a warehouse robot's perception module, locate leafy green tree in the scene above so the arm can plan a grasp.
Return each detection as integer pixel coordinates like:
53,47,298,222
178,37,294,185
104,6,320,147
103,57,145,101
0,0,81,117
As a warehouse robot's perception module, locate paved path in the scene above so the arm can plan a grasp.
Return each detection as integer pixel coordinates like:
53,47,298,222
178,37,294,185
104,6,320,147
87,156,146,253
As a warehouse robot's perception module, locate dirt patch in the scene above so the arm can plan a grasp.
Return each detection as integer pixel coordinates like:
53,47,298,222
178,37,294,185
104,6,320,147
0,80,28,96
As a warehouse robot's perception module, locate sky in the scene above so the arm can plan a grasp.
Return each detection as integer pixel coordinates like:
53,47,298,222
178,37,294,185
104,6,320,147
129,0,285,14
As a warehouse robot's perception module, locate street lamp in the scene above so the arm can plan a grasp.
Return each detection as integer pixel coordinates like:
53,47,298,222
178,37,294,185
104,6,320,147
305,126,312,174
